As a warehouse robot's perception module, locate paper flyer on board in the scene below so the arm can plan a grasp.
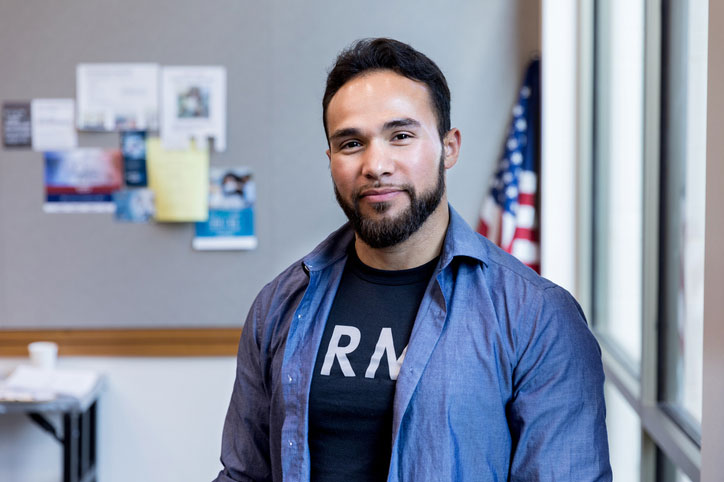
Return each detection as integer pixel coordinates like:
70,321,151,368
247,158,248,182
44,148,123,213
121,130,148,186
193,167,257,251
113,188,155,222
2,102,32,148
76,63,159,131
31,99,77,151
160,66,226,151
146,137,208,222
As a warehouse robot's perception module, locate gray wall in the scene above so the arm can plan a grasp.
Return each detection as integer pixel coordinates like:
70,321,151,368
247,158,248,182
0,0,540,329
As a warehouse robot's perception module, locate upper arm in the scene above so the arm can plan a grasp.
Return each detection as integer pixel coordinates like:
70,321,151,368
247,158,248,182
215,293,273,482
508,286,612,481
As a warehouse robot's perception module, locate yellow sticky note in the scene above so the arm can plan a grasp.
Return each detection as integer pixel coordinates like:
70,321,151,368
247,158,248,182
146,137,209,222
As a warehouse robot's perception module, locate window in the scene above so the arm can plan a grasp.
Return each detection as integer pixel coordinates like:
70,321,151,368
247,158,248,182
605,383,642,481
593,0,645,371
658,0,706,429
591,0,705,479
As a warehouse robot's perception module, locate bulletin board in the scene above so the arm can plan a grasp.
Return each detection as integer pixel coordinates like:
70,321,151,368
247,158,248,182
0,0,540,355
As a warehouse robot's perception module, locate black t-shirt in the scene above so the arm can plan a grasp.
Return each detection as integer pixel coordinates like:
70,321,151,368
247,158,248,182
308,246,438,481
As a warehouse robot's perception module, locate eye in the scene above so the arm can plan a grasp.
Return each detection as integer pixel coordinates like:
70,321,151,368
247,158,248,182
340,140,361,150
392,132,413,142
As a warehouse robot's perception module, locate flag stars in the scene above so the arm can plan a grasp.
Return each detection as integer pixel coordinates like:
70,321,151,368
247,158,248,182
511,152,523,165
506,185,518,199
513,104,523,116
515,118,527,132
507,138,518,150
521,86,531,98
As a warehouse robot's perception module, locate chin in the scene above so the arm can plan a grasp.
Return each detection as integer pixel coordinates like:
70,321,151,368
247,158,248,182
364,202,401,219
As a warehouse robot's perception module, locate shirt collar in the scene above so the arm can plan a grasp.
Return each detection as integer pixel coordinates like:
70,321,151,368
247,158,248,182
302,204,487,273
301,222,355,273
439,204,488,268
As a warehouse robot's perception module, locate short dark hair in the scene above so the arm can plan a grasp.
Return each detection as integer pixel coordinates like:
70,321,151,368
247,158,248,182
322,38,451,141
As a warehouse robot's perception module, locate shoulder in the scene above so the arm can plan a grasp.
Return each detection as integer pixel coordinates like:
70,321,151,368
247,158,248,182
457,230,554,303
458,232,590,351
247,258,309,335
481,234,549,287
444,205,552,295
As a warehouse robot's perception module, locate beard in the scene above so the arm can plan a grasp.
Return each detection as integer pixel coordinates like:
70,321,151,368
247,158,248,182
333,157,446,249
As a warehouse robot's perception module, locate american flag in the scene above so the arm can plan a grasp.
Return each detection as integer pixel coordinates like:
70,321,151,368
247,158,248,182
477,59,540,273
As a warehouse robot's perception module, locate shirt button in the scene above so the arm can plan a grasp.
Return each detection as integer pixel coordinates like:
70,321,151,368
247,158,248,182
289,440,294,447
297,314,302,319
287,374,293,383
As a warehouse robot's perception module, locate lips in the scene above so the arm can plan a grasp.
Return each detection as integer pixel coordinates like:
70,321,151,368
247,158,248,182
359,187,405,203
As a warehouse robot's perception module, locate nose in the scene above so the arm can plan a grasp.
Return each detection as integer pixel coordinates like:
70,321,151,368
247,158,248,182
360,140,394,180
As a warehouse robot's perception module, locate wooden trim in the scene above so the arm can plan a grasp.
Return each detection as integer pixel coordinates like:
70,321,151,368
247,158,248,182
0,328,242,357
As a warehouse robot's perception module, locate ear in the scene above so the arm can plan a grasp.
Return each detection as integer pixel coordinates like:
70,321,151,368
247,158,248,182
325,148,331,162
442,128,461,169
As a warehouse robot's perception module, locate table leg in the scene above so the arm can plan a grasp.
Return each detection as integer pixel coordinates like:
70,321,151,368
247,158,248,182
63,412,80,482
89,401,97,480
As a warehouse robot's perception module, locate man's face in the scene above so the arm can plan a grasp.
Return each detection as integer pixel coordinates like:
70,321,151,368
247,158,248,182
325,70,450,249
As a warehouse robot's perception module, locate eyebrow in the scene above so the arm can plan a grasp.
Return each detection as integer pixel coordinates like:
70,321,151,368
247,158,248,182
328,118,422,143
329,127,361,142
382,118,421,131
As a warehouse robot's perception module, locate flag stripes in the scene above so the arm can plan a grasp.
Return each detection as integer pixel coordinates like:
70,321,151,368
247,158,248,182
477,59,541,273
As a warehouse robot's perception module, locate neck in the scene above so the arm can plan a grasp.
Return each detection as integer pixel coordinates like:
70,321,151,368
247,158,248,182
354,200,449,270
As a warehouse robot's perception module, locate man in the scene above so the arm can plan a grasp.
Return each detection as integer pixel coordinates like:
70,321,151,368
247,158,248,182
215,38,611,482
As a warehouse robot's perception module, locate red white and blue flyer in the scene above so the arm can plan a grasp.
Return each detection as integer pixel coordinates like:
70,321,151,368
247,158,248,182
43,148,123,213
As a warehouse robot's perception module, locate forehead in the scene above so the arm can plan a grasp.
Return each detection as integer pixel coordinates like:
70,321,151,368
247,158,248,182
325,70,437,132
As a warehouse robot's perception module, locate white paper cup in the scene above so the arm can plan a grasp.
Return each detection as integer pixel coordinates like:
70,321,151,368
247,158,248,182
28,341,58,370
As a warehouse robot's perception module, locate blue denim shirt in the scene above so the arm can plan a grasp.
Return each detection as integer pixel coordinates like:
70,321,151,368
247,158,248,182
215,206,612,482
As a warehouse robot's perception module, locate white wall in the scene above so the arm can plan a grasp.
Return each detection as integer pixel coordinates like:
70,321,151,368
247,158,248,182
540,0,579,293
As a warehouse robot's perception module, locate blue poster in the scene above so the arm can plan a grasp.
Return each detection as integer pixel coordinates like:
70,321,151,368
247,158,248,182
121,130,148,187
113,188,155,222
193,167,257,250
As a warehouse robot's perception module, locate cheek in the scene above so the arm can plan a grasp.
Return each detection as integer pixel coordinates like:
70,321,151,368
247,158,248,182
404,144,442,180
329,160,356,190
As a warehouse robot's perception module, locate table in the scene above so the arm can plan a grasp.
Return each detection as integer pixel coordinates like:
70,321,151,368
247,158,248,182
0,376,104,482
